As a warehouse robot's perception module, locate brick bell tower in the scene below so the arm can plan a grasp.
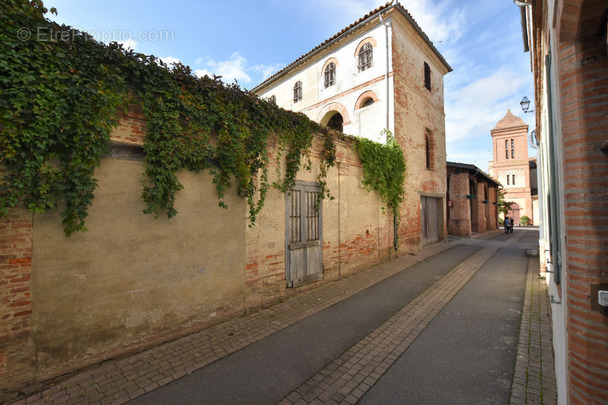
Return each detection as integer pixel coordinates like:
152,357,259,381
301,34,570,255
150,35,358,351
489,110,533,225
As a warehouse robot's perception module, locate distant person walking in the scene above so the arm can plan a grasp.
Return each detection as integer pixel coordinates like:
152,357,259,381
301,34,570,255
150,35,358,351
504,217,511,234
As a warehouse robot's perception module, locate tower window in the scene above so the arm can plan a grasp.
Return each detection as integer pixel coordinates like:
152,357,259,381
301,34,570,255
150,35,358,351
358,43,373,72
324,63,336,88
424,62,431,91
425,130,434,170
293,81,302,103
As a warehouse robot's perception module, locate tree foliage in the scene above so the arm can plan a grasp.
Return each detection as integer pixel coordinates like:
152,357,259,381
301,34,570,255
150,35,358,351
1,1,406,236
497,188,513,216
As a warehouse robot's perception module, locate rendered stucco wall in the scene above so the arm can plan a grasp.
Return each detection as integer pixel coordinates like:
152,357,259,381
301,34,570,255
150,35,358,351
31,158,247,380
256,23,393,144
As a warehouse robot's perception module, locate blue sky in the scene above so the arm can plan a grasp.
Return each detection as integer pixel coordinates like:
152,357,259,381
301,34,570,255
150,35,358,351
44,0,535,172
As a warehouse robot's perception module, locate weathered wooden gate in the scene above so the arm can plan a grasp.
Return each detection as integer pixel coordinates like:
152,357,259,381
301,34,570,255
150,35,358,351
421,196,440,244
285,181,323,287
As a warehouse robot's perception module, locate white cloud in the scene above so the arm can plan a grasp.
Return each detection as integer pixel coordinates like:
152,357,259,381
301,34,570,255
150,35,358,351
404,0,466,46
253,63,285,81
193,53,284,86
194,68,213,79
203,52,251,84
446,70,523,137
118,38,137,50
159,56,181,67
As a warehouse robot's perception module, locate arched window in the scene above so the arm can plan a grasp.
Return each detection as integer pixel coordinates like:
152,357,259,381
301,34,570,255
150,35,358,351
358,43,373,72
327,112,343,132
293,81,302,103
324,63,336,88
361,97,374,107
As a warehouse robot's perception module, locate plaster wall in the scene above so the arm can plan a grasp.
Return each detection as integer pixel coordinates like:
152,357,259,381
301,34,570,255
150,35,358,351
31,158,247,379
256,23,393,143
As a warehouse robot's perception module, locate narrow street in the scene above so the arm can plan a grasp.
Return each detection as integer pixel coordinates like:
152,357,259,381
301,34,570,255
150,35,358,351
13,229,556,405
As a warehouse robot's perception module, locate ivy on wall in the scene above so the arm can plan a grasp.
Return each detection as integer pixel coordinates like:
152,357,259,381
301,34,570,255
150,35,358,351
354,130,406,220
1,0,405,236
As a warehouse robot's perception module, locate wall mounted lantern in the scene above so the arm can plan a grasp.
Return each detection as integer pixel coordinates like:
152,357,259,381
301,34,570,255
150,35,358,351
520,96,534,113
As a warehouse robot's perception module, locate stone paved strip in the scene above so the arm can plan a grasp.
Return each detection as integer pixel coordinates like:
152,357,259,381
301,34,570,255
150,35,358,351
11,243,454,405
279,245,499,405
510,255,557,405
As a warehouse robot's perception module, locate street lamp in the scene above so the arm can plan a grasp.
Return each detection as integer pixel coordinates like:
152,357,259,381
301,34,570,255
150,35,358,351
520,96,534,113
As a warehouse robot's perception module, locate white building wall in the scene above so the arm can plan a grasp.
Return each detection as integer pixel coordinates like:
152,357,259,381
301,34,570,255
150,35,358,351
257,22,394,144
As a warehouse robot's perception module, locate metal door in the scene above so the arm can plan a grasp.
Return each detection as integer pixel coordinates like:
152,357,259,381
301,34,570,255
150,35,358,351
286,181,323,287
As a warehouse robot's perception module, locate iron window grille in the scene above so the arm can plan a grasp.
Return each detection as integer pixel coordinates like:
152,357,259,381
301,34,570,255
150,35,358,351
324,63,336,88
358,43,373,72
293,81,302,103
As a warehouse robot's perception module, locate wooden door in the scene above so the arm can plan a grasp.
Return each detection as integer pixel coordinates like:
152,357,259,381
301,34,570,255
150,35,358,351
421,196,440,244
286,181,323,287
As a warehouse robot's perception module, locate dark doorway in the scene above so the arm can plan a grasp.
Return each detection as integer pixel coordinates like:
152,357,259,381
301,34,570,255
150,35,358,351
327,113,343,132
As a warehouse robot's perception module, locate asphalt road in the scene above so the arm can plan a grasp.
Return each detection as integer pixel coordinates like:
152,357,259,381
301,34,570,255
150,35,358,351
360,245,527,404
129,231,530,405
129,244,480,405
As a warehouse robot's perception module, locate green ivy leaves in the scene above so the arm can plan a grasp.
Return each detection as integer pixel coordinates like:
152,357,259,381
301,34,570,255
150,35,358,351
354,130,406,219
1,0,337,234
1,1,126,235
2,1,407,237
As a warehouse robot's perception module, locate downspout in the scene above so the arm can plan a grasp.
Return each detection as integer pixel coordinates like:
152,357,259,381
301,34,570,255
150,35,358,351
379,3,393,142
379,2,396,248
529,129,538,149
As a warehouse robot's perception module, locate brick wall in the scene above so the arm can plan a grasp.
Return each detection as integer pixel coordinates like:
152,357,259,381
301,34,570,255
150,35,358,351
557,27,608,403
0,205,33,397
448,172,472,237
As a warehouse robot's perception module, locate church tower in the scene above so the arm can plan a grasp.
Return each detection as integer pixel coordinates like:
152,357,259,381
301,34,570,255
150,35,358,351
489,110,535,225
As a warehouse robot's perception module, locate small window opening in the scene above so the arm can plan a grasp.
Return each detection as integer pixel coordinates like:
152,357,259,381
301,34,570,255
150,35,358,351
425,135,431,169
424,62,431,91
293,81,302,103
324,63,336,88
358,43,373,72
361,97,374,108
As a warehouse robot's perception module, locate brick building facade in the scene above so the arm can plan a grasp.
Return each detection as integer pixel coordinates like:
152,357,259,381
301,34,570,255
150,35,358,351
516,0,608,402
252,1,452,248
488,110,537,225
446,162,500,238
0,3,453,399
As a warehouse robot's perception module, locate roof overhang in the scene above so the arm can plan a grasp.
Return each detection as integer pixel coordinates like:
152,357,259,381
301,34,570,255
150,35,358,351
447,161,502,188
251,1,451,94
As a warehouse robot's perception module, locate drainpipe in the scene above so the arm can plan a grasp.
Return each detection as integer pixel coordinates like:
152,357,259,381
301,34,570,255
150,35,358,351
513,0,530,6
379,3,393,142
529,129,538,150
